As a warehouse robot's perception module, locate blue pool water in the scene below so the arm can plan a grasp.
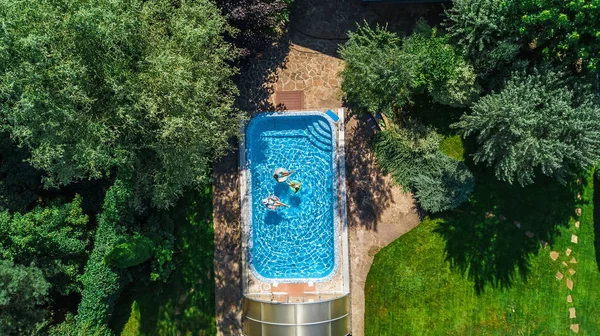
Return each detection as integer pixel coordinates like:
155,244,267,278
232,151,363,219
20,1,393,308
245,112,338,281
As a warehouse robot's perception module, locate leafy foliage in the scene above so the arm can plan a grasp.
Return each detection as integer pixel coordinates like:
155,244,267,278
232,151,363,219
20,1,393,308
444,0,521,77
403,21,480,107
373,124,441,187
0,195,89,295
373,124,473,212
453,70,600,185
77,180,133,333
0,259,50,335
412,153,474,213
517,0,600,72
218,0,293,57
0,0,240,209
105,234,154,269
49,314,107,336
340,22,478,117
340,24,416,117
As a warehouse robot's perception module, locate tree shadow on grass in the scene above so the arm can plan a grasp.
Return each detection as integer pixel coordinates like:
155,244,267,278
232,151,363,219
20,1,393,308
434,169,576,295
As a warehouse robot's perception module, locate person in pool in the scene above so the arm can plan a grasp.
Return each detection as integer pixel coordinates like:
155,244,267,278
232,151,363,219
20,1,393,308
262,195,289,210
287,180,302,193
273,168,295,182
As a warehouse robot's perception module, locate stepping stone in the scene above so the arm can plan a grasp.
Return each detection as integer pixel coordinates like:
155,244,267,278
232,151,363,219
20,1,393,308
569,268,576,275
575,208,582,216
566,248,572,256
577,193,582,200
567,295,573,303
499,215,506,221
575,221,580,228
550,251,559,261
525,231,535,238
514,221,521,228
570,307,576,318
556,272,564,280
567,279,574,290
485,212,495,218
570,257,577,264
571,235,578,244
562,261,569,267
571,324,579,333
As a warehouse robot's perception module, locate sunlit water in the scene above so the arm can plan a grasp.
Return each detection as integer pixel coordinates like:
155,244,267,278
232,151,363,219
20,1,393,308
246,113,337,281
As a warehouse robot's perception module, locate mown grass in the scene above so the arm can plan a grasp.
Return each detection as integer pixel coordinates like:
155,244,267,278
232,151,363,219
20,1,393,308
365,169,600,335
111,187,216,336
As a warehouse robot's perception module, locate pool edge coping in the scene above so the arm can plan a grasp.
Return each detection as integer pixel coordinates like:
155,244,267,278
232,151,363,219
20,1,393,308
239,110,347,286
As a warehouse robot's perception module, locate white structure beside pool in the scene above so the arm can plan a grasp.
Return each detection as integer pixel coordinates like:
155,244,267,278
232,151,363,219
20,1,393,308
239,108,351,335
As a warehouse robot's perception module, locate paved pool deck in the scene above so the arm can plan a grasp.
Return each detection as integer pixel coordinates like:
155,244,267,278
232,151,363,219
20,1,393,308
214,1,441,334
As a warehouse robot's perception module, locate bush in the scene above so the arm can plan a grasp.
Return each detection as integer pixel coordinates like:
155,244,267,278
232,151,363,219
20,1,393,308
105,234,154,269
373,123,441,188
0,195,89,295
0,259,50,335
340,23,416,117
444,0,520,78
340,22,478,117
374,124,474,212
411,153,474,213
218,0,293,57
453,69,600,185
77,180,133,333
403,21,480,107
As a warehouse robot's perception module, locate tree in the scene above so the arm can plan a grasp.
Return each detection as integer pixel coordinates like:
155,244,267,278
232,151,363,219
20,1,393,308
340,23,417,117
0,259,50,335
105,234,154,269
0,195,89,295
444,0,521,78
217,0,293,57
453,70,600,185
402,21,480,107
517,0,600,73
0,0,240,209
339,22,478,117
411,153,474,213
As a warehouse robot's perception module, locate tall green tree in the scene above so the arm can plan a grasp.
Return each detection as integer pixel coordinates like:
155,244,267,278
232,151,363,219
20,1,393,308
517,0,600,73
0,0,240,209
339,23,416,117
453,70,600,185
0,195,89,295
0,259,50,335
444,0,521,78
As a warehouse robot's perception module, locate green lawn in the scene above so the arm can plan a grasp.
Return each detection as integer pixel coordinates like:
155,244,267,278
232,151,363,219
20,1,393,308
111,188,216,336
365,167,600,335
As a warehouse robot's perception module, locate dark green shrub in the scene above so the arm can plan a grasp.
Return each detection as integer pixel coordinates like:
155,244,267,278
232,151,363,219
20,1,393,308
453,70,600,185
77,180,132,333
0,259,50,335
373,123,441,188
105,234,154,269
340,23,415,117
411,153,474,213
0,195,89,295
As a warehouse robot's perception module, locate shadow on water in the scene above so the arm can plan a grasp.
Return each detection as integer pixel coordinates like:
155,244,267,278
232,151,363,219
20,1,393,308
434,168,576,295
594,173,600,272
265,210,284,226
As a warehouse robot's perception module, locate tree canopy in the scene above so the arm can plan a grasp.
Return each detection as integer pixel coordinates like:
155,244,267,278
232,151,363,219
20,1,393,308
453,70,600,185
0,0,241,209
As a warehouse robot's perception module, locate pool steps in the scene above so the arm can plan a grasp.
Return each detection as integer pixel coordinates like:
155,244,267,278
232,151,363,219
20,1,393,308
306,120,333,152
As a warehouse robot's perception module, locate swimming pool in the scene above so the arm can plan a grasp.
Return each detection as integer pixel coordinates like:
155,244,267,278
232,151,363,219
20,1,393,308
245,112,338,282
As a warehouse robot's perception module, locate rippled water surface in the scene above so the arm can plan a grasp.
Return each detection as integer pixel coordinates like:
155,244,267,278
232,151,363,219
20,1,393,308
246,113,337,280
